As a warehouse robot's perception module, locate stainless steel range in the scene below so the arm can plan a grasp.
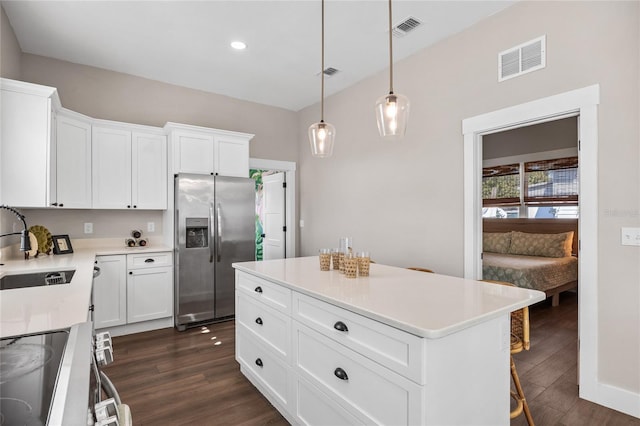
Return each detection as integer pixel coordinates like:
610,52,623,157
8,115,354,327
0,322,93,425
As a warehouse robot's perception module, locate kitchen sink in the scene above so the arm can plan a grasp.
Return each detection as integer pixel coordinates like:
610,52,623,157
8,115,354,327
0,270,76,290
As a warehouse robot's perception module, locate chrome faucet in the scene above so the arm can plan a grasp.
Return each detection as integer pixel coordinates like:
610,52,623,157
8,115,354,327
0,205,32,251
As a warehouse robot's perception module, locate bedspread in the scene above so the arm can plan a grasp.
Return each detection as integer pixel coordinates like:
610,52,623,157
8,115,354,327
482,252,578,292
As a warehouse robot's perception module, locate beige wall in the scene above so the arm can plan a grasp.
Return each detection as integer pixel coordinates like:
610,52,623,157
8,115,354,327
0,5,21,79
298,1,639,394
20,54,299,163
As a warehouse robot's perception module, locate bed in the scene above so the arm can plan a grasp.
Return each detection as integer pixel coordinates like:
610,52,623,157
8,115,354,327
483,219,578,306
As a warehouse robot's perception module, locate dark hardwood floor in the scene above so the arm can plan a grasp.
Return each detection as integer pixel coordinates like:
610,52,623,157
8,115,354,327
103,293,640,425
512,292,640,426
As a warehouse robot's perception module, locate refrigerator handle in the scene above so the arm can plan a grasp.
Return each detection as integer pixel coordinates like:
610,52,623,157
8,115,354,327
216,203,223,262
209,203,215,263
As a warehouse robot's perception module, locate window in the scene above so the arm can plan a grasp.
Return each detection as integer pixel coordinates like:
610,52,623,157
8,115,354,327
483,156,578,219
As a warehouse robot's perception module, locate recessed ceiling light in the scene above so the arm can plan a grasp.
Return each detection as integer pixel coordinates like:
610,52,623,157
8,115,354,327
230,41,247,50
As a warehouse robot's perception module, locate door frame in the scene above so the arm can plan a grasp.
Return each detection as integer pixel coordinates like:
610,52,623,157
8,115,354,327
250,158,297,258
462,85,604,407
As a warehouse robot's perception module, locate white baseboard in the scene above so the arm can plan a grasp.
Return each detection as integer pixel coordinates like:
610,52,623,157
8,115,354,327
97,317,173,337
581,381,640,419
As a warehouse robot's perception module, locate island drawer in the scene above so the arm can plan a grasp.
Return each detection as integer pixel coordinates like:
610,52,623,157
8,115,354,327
294,376,365,426
292,292,424,384
236,292,291,361
293,322,423,426
236,272,291,313
237,324,291,410
127,252,172,269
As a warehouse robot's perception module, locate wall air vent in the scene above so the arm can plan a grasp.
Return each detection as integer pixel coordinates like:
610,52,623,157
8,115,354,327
498,35,546,82
392,16,422,37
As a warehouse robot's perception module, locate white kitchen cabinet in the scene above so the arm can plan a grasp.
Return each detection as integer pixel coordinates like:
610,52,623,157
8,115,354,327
126,252,173,324
92,126,132,209
94,255,127,329
132,132,167,209
0,78,59,207
165,122,253,178
92,125,167,209
55,113,92,208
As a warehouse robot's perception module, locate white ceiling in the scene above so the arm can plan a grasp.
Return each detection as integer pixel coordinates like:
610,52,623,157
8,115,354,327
2,1,515,111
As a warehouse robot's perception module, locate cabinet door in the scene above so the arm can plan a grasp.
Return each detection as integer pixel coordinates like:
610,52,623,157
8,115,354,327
94,255,127,329
127,266,173,323
175,131,215,174
132,132,167,209
0,87,56,207
92,126,132,209
215,135,249,177
56,115,92,208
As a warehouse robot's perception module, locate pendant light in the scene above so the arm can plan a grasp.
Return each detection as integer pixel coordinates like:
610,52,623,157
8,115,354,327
375,0,410,140
308,0,335,158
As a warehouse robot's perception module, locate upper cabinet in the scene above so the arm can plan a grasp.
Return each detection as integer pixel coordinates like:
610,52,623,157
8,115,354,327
56,112,92,208
0,79,60,207
1,79,249,210
92,124,167,210
165,122,253,178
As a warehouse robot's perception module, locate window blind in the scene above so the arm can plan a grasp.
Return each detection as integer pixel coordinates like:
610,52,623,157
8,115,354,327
524,156,578,204
482,163,520,206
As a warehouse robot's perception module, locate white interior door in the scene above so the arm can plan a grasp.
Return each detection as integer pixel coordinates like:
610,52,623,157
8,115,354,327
262,172,286,260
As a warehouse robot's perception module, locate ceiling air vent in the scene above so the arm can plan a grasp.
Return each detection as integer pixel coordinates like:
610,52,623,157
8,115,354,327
498,35,546,82
392,16,422,37
317,67,339,78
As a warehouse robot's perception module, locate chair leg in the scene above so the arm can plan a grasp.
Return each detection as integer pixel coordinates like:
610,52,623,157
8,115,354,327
511,355,534,426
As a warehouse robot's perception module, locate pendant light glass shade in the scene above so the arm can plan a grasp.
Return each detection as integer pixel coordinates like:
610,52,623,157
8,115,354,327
309,120,335,158
309,0,335,158
376,0,409,140
375,92,409,140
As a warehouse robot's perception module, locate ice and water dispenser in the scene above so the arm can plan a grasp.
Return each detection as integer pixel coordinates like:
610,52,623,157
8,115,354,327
185,218,209,248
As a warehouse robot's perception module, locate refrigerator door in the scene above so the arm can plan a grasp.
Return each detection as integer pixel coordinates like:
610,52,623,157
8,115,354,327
175,174,216,328
214,176,255,319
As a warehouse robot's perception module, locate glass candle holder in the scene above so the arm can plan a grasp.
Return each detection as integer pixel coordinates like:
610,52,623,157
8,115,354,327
343,252,358,278
319,248,332,271
357,251,370,277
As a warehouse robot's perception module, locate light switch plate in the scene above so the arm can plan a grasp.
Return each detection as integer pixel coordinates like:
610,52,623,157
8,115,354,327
84,223,93,234
621,227,640,246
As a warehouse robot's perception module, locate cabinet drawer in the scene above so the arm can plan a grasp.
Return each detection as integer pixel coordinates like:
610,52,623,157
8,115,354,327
127,252,173,269
236,272,291,313
236,292,290,360
292,292,424,383
295,376,364,426
294,323,422,426
237,325,290,409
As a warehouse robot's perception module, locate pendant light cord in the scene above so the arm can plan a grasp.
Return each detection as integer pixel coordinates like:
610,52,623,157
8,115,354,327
388,0,394,94
320,0,325,122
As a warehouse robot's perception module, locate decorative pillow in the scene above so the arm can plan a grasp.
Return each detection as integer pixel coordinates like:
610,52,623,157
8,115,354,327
483,232,512,254
508,231,574,258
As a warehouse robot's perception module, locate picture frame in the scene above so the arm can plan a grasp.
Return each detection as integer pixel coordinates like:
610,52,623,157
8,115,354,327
52,234,73,255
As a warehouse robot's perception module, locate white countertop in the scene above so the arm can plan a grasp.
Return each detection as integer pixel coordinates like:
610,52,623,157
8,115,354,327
233,256,546,339
0,244,172,338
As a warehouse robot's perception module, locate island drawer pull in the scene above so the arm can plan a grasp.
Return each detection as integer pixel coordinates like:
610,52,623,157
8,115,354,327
334,367,349,381
144,258,155,263
255,358,263,368
254,286,263,293
333,321,349,332
255,317,263,325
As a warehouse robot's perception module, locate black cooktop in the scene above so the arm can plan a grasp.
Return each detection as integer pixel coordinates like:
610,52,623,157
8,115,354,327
0,330,69,426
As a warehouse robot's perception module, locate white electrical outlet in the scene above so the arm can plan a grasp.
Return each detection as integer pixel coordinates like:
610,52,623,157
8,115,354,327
147,222,155,232
84,223,93,234
621,227,640,246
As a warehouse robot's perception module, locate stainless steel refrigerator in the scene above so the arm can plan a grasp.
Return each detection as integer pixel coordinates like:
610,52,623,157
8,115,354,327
174,174,255,330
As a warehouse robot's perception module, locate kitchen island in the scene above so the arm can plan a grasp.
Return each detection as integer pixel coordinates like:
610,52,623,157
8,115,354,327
233,256,545,425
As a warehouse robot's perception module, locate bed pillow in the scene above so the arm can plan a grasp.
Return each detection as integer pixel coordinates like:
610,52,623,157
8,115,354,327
509,231,574,258
483,232,512,254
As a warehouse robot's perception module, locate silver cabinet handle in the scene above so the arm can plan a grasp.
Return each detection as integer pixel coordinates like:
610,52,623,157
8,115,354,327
216,203,222,262
209,203,215,263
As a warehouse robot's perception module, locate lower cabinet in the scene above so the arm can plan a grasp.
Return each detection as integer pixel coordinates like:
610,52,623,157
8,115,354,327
235,270,509,425
94,252,173,331
94,255,127,329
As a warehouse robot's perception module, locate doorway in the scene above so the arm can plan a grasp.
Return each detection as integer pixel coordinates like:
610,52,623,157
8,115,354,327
249,158,297,260
462,85,601,405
